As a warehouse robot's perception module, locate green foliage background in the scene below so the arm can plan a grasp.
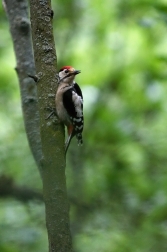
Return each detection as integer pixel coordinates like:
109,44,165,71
1,0,167,251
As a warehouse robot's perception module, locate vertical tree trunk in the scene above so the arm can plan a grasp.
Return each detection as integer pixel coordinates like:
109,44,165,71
5,0,73,250
29,1,72,251
4,0,42,170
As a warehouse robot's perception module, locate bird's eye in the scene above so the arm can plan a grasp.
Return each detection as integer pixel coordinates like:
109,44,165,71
64,69,69,73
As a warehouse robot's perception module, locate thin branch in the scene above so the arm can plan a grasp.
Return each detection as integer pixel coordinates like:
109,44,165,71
0,174,43,202
28,74,39,83
4,0,42,171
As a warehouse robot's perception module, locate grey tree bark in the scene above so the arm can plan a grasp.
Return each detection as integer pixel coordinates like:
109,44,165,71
5,0,73,251
4,0,42,171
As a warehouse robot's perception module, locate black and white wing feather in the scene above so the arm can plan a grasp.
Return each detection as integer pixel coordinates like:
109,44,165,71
63,83,84,144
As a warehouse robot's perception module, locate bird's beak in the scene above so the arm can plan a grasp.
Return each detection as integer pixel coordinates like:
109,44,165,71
59,69,81,82
73,70,81,75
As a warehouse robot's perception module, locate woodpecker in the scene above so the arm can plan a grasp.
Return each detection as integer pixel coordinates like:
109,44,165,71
55,66,84,154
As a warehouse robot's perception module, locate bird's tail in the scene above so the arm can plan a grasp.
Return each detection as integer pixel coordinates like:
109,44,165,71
65,134,73,155
65,132,83,155
76,133,83,146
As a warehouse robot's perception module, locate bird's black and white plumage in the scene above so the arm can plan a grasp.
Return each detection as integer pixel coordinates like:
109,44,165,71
55,66,84,153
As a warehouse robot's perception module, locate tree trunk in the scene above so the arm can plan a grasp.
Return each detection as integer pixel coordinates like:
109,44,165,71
5,0,73,251
29,0,72,251
4,0,42,171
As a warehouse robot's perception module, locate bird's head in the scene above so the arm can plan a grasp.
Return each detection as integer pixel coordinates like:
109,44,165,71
58,66,81,84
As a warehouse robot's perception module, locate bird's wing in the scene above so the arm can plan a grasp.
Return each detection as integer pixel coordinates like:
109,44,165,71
63,88,76,118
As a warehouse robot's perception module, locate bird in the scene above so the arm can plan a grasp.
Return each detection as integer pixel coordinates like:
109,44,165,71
55,66,84,154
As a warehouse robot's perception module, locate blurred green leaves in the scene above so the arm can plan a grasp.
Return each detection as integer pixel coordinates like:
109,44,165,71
1,0,167,251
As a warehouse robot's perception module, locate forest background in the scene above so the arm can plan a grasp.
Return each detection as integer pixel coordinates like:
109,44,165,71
1,0,167,251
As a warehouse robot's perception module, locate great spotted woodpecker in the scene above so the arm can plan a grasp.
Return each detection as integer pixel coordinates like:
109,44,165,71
55,66,84,154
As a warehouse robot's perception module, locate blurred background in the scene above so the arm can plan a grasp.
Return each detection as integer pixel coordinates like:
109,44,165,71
1,0,167,251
